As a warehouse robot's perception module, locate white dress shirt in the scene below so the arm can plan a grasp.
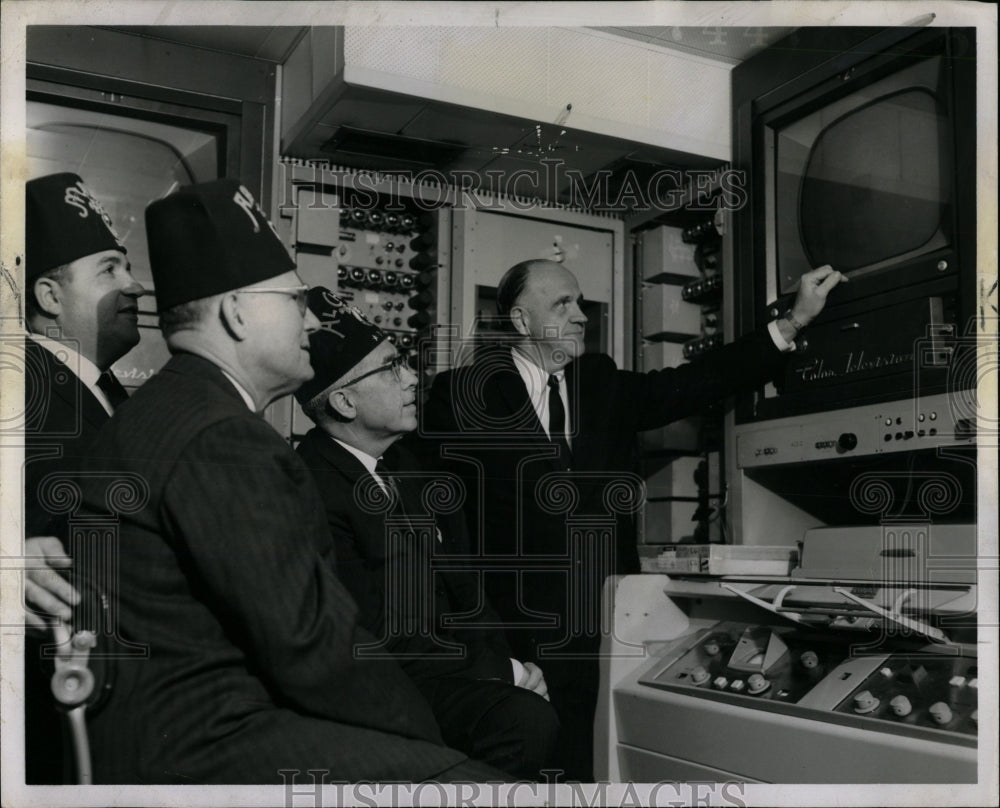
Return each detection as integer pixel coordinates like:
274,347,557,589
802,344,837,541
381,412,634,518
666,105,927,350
332,437,387,492
510,347,571,444
767,319,798,352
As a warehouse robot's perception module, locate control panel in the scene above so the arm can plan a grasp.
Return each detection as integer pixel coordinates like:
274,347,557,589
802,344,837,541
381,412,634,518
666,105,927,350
641,621,977,748
736,391,976,468
332,206,437,353
291,183,443,359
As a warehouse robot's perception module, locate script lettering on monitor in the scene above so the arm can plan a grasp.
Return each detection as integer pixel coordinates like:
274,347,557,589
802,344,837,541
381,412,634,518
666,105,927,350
793,350,913,384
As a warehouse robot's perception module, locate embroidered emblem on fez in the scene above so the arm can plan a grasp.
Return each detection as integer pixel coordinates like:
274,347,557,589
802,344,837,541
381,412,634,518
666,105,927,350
233,184,280,239
64,180,124,248
315,288,375,339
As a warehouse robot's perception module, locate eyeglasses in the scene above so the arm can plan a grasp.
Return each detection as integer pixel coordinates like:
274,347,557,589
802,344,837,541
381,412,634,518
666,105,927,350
334,352,415,389
237,285,309,315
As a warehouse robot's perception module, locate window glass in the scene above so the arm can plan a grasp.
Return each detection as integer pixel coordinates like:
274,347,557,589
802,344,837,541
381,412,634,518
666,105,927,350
27,100,221,388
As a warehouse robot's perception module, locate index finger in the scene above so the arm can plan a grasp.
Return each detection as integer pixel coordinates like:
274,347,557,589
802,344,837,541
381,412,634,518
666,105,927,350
803,264,835,284
523,663,544,689
816,270,847,294
25,568,79,609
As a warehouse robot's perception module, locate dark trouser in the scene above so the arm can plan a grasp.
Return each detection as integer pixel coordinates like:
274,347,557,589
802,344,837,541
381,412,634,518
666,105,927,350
417,677,560,780
432,757,516,783
541,656,600,782
25,638,67,784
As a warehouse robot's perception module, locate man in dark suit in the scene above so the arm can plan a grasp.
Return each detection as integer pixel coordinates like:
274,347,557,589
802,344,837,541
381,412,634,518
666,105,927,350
21,173,144,782
420,258,846,780
70,180,502,784
294,287,559,779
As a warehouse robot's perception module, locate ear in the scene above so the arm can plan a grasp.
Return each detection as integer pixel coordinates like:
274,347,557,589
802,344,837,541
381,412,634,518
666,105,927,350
509,305,531,337
219,293,249,341
327,388,356,421
32,277,63,318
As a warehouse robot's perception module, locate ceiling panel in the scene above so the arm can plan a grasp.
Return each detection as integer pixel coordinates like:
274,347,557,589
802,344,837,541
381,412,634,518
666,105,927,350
103,26,308,63
594,26,795,65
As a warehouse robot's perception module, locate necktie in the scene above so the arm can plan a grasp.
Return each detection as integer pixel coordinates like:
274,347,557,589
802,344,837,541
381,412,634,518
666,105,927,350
547,374,572,464
96,369,129,410
374,458,399,498
375,459,442,543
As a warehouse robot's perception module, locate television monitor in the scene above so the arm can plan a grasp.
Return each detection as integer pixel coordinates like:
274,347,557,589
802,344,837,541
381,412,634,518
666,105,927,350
772,55,952,296
731,27,976,420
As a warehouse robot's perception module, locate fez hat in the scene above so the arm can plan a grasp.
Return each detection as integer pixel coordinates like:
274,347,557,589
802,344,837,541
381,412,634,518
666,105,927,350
294,286,388,405
145,179,295,311
26,173,126,280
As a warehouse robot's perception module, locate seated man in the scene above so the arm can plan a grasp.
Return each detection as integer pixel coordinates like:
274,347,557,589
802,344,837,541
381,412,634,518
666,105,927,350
295,287,559,780
71,180,502,784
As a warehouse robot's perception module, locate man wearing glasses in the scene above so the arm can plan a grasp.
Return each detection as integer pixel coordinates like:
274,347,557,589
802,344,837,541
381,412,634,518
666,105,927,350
69,181,500,783
295,287,559,780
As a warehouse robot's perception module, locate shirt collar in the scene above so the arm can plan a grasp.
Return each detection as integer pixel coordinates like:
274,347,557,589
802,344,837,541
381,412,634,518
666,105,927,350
28,331,103,390
331,437,379,475
511,346,565,387
219,369,257,411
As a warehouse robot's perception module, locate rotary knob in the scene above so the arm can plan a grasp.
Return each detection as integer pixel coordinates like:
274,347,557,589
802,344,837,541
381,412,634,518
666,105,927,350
690,666,710,686
837,432,858,451
800,651,819,670
703,640,721,656
853,690,879,714
929,702,953,725
889,695,912,716
747,673,770,695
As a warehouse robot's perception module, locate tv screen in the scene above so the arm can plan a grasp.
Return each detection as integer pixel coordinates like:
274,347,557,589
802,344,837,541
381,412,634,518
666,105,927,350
773,55,952,296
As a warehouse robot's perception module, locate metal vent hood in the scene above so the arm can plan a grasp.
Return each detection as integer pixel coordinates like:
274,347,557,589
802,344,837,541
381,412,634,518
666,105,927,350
279,27,751,205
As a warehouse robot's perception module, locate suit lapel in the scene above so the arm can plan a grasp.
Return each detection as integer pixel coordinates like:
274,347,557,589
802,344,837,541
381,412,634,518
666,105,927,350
488,347,547,437
308,431,427,540
485,347,569,473
564,359,586,468
27,339,111,432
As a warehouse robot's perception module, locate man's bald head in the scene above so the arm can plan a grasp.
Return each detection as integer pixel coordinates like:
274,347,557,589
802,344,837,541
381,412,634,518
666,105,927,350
496,260,588,373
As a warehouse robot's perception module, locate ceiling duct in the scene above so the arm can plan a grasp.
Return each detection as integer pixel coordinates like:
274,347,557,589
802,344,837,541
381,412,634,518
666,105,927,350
320,125,467,171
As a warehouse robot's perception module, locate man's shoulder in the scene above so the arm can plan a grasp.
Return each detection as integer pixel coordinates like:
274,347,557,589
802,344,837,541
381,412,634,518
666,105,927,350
105,354,273,453
574,352,616,371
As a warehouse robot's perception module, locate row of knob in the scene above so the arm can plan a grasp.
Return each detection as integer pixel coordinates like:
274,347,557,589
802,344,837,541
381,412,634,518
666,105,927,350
681,217,722,244
340,207,433,233
682,274,723,303
690,667,772,696
337,267,436,292
852,690,975,726
683,333,723,359
339,245,437,272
